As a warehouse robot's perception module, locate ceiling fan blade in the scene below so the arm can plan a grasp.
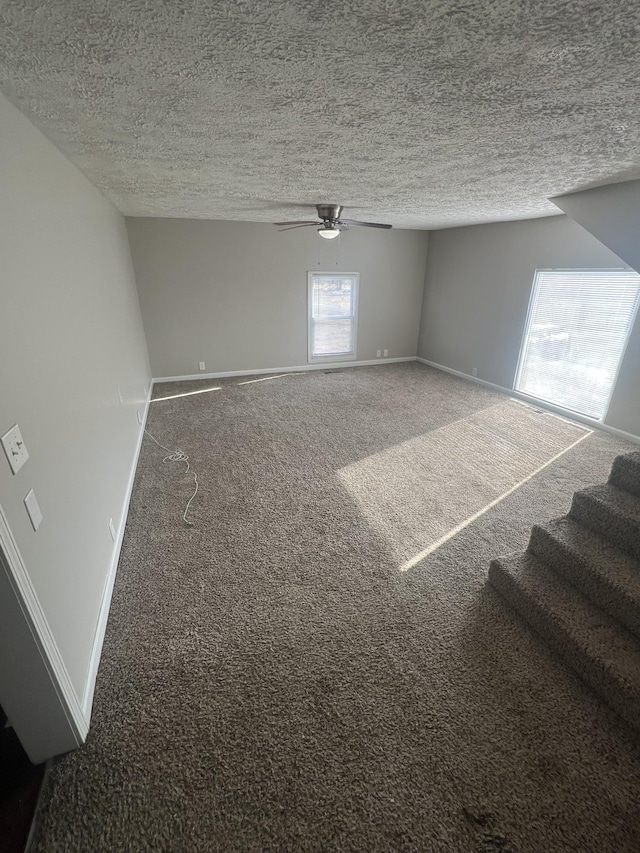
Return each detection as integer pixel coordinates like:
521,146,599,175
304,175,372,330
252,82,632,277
278,223,320,231
339,219,392,229
273,220,319,226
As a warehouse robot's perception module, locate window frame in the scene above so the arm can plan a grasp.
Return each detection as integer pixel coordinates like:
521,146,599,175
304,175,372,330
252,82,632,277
514,267,640,422
307,271,359,364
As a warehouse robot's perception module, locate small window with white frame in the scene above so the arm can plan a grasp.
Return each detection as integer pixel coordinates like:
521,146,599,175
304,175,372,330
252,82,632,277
308,272,359,362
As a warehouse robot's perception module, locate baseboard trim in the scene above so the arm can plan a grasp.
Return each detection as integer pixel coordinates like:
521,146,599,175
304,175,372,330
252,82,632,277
153,357,417,384
416,358,640,445
81,384,152,719
0,505,88,747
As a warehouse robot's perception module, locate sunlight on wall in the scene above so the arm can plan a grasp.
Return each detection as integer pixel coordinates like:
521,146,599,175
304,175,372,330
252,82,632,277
337,400,592,571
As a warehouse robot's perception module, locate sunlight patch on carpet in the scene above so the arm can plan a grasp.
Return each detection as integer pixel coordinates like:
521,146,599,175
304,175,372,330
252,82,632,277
337,400,592,570
151,386,222,402
236,373,303,386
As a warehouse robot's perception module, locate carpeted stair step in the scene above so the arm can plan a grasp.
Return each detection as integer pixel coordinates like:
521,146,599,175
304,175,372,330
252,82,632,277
489,551,640,733
569,483,640,560
528,517,640,638
609,451,640,499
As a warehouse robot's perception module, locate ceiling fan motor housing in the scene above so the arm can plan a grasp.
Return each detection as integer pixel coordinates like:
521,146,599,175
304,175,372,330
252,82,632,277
316,204,343,223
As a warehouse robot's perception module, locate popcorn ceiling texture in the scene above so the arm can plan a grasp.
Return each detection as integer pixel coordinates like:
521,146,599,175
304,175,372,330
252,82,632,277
1,0,640,227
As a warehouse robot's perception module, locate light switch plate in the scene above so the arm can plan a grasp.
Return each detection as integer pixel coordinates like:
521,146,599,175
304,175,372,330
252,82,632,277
2,424,29,474
24,489,43,531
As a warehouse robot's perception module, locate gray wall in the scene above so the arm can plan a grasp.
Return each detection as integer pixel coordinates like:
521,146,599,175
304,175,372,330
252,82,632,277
127,218,429,378
552,179,640,276
550,182,640,437
416,215,640,436
0,91,151,702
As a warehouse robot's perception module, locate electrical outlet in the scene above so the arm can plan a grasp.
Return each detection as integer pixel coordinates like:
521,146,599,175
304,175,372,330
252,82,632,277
472,367,478,376
1,424,29,475
109,518,117,542
376,349,382,357
199,362,206,371
383,349,389,357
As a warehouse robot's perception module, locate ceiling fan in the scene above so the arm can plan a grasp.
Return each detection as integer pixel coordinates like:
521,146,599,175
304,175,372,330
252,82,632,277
274,204,392,239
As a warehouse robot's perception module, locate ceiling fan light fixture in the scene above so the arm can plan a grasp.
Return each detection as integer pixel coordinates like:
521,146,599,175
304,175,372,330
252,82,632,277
318,225,340,239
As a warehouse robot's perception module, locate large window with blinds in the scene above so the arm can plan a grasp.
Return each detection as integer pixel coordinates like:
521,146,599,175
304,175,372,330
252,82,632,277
515,269,640,419
308,272,359,362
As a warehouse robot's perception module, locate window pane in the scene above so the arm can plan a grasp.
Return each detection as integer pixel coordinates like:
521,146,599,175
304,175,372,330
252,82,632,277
313,278,354,319
312,319,354,355
516,270,640,419
308,273,358,360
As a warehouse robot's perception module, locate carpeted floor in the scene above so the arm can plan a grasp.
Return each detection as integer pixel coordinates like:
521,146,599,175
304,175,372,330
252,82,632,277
31,363,640,852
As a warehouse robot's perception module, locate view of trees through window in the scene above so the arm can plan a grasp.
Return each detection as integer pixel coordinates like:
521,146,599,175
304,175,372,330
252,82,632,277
516,269,640,419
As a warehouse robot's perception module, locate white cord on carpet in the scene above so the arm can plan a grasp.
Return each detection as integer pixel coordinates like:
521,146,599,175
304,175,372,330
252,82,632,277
144,428,199,527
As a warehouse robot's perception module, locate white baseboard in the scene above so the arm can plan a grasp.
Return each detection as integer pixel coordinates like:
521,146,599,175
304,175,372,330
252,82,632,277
81,384,152,719
153,356,417,384
416,358,640,445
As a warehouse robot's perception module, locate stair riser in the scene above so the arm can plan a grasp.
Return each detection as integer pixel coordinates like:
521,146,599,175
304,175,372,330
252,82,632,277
488,559,640,734
528,525,640,639
609,456,640,499
569,493,640,560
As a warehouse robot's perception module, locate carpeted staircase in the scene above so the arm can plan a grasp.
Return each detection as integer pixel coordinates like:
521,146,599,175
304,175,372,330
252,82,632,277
489,450,640,733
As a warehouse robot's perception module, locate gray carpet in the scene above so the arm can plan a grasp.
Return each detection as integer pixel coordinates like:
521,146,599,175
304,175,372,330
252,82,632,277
31,363,640,852
489,450,640,733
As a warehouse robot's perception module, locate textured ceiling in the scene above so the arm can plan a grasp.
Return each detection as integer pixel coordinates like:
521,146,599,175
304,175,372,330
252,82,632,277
1,0,640,228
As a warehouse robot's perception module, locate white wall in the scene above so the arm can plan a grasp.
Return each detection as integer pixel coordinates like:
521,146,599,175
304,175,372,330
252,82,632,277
127,218,429,378
416,215,640,436
0,91,151,709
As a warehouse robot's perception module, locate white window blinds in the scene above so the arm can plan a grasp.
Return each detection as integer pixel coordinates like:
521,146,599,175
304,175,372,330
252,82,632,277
515,269,640,420
308,273,358,361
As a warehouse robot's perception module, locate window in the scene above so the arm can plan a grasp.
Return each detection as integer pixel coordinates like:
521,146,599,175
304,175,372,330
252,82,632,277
308,272,359,362
515,269,640,419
